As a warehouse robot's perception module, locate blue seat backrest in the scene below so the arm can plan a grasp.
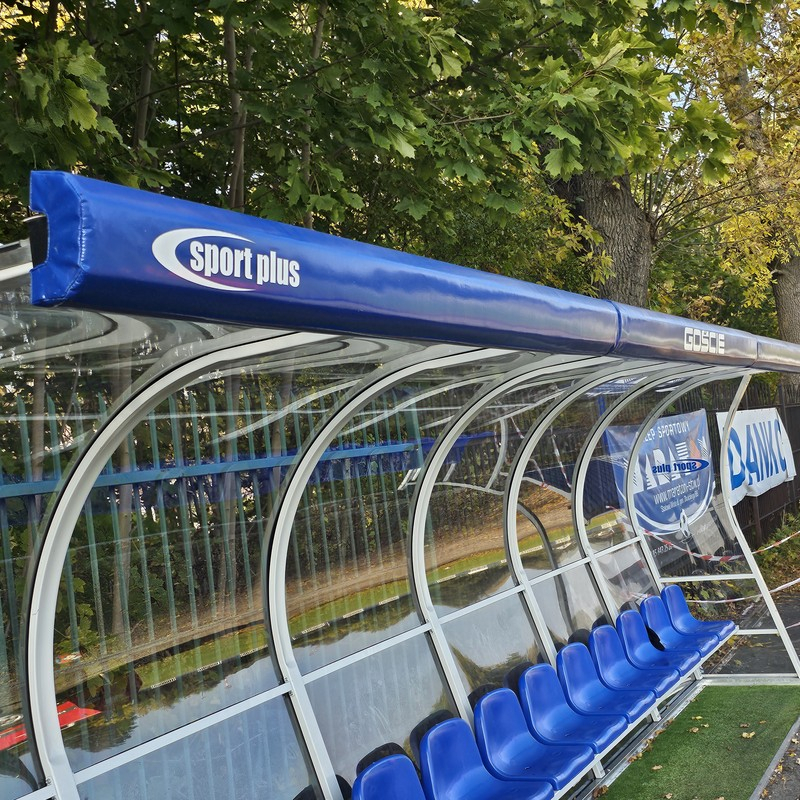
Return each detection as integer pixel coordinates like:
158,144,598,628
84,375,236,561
662,584,695,625
589,625,627,668
474,688,531,754
504,661,535,697
640,595,673,632
419,717,486,793
469,683,501,710
410,709,455,765
661,583,735,639
519,663,566,717
356,742,408,776
616,609,648,646
352,754,426,800
557,642,599,691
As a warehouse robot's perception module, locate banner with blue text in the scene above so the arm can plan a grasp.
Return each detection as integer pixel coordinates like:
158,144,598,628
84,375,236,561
607,410,714,536
715,408,796,505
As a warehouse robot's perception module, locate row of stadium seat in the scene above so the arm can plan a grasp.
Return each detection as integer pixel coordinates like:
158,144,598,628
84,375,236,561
351,585,736,800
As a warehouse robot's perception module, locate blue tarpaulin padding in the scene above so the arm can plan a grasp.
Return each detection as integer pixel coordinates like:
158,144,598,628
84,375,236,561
27,171,800,370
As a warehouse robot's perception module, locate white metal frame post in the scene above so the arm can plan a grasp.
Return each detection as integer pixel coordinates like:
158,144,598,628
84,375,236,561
502,362,677,654
25,332,337,800
265,345,510,800
716,376,800,680
407,356,618,708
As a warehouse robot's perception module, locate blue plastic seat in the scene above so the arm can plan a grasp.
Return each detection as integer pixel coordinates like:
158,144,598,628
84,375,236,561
419,717,554,800
640,596,718,656
352,754,426,800
474,688,594,789
518,664,627,754
661,584,736,641
556,643,655,723
615,610,701,675
589,625,680,697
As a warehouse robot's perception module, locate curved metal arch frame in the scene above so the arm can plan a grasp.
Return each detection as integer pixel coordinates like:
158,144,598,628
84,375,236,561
404,354,621,720
715,377,800,679
500,362,681,661
264,344,515,800
569,366,733,622
23,332,797,800
24,331,339,800
621,369,800,679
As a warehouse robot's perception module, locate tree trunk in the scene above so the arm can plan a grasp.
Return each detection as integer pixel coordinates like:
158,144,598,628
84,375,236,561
773,256,800,394
45,0,59,42
302,3,328,230
134,35,156,148
566,173,654,307
224,20,249,212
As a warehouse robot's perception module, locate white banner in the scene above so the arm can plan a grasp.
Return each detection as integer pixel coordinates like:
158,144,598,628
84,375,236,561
716,408,797,505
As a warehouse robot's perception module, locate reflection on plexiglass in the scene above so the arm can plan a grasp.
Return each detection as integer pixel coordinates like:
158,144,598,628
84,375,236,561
76,696,319,800
305,634,454,785
289,357,527,672
531,564,608,648
596,544,658,612
442,594,542,692
0,278,267,800
516,483,582,579
53,339,411,774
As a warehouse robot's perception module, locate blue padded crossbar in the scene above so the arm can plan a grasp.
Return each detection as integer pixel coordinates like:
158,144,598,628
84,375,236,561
28,171,800,370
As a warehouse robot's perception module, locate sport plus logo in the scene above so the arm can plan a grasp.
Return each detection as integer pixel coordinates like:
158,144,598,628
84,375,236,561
651,459,710,476
152,228,300,292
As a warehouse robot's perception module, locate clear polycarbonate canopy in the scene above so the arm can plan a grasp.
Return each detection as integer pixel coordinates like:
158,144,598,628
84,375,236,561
0,173,795,800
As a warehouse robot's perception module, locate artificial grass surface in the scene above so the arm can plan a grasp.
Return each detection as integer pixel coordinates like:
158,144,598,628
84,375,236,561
603,686,800,800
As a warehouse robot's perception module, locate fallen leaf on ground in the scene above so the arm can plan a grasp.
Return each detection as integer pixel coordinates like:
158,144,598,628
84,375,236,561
740,723,750,728
652,765,663,771
742,731,756,739
689,727,700,733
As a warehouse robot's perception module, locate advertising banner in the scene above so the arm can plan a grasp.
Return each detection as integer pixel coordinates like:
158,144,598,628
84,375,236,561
606,410,714,536
715,408,796,505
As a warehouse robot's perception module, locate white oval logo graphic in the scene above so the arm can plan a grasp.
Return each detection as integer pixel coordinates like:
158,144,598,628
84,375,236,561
152,228,255,293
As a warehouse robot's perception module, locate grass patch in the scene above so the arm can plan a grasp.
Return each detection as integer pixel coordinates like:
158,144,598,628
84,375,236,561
604,686,800,800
